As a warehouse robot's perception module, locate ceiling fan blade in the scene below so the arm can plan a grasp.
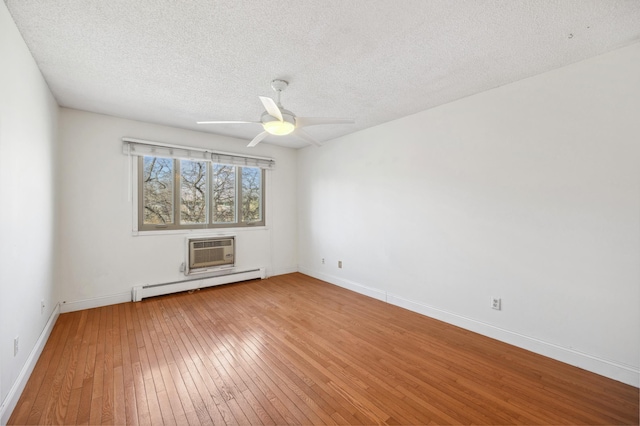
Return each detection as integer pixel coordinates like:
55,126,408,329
295,117,354,128
197,120,259,124
259,96,283,121
295,129,323,147
247,131,269,147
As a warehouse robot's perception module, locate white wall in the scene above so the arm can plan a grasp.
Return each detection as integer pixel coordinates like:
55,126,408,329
57,109,298,309
298,43,640,386
0,2,60,421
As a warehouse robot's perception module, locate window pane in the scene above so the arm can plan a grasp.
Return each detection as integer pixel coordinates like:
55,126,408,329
212,164,235,223
241,167,262,222
143,156,173,224
180,160,207,224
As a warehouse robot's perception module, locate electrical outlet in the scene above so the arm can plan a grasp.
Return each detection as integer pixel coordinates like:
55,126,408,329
321,258,325,264
338,260,343,269
41,300,45,314
491,297,501,310
14,336,19,356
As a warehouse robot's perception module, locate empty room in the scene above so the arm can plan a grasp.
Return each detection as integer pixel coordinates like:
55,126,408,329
1,1,639,424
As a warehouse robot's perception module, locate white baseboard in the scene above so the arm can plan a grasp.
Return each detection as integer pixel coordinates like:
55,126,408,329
59,264,298,312
298,267,387,301
132,268,266,302
270,265,299,277
59,263,293,312
386,293,639,387
0,303,60,425
298,267,639,388
60,292,131,313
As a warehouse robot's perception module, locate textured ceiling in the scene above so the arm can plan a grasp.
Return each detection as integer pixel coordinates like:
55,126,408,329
5,0,640,149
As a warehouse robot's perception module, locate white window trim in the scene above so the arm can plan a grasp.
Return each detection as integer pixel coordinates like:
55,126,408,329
122,137,275,169
124,137,274,236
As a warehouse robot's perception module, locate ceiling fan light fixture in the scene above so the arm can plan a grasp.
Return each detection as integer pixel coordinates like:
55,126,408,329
198,78,353,147
263,119,295,135
262,110,296,135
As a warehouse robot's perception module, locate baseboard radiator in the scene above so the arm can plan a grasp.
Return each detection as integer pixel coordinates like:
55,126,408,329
131,267,265,302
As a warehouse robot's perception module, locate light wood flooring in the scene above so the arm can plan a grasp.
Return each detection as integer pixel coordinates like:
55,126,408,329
9,273,639,425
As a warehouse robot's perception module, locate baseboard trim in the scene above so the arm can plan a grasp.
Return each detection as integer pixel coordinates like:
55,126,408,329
59,266,286,311
58,264,297,313
298,267,387,301
0,303,60,425
60,292,131,313
386,293,639,387
132,268,265,302
270,265,299,277
298,267,639,388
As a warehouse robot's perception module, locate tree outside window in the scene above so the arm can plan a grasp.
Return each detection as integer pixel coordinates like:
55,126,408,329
139,156,265,230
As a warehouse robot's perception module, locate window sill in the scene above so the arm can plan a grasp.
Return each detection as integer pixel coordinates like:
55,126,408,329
132,226,269,237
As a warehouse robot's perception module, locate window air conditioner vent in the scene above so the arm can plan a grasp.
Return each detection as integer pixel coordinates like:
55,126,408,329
193,240,232,249
187,236,235,273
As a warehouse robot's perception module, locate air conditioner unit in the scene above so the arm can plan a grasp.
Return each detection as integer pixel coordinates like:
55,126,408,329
185,236,234,275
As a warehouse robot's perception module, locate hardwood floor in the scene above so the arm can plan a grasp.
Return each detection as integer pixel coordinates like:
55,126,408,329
9,273,639,425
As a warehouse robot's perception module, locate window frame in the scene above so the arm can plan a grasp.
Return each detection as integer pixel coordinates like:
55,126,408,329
137,156,266,231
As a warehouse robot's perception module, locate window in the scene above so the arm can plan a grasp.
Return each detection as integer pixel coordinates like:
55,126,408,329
139,155,265,230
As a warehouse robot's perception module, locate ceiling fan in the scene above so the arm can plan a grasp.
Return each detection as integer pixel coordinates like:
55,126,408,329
197,79,354,147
